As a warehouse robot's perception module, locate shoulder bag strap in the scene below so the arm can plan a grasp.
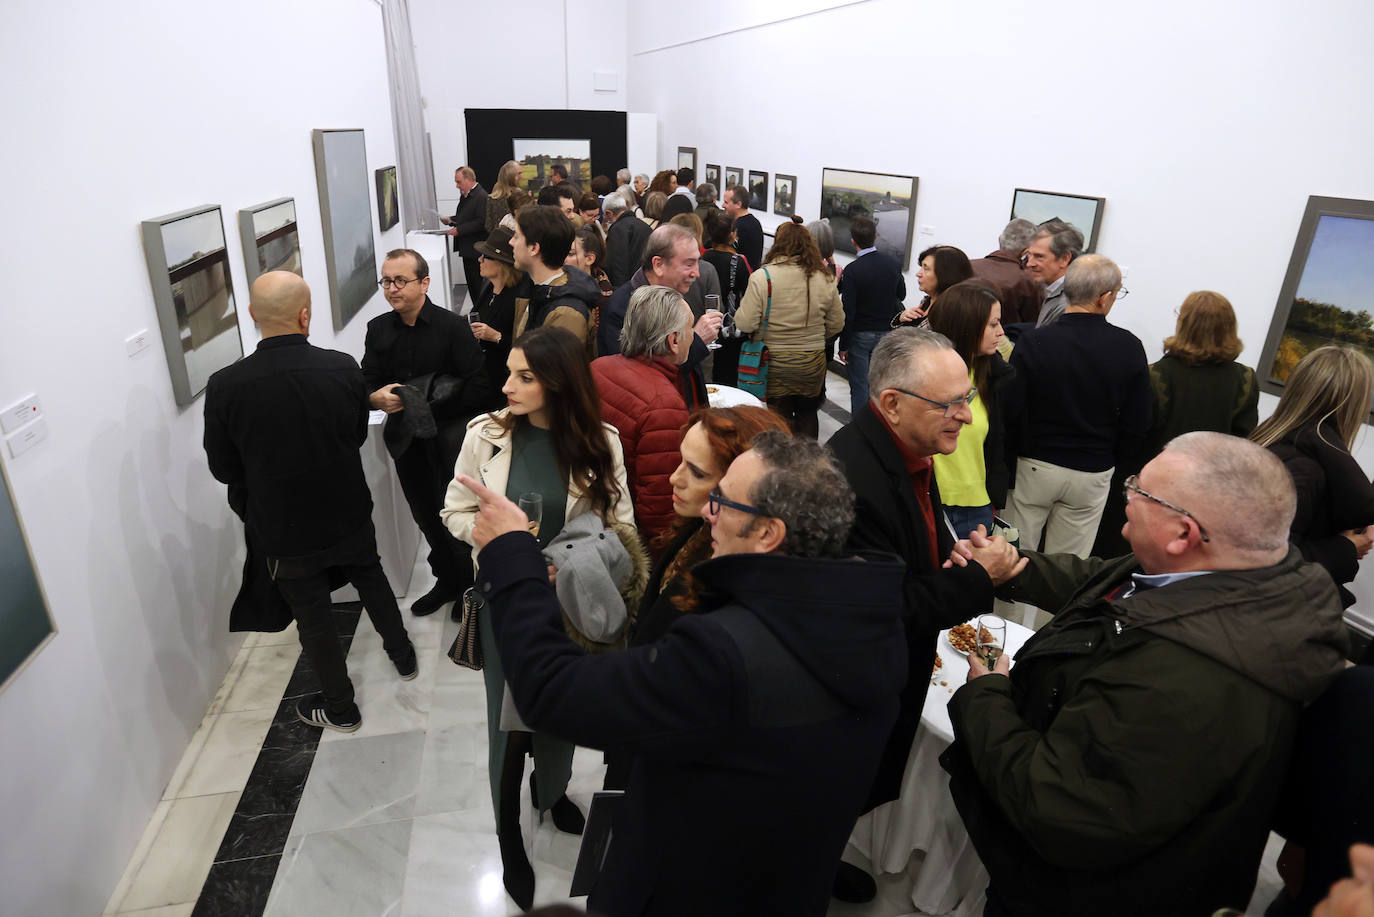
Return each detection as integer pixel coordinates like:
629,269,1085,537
759,267,773,338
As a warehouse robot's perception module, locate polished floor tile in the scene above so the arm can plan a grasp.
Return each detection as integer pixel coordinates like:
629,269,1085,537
118,792,240,912
222,643,301,713
104,799,174,914
289,730,425,837
189,855,281,917
264,818,412,917
179,710,276,799
118,904,196,917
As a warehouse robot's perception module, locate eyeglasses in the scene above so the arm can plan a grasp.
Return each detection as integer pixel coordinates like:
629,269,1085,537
892,386,978,418
707,487,763,517
378,276,419,289
1114,287,1130,299
1122,474,1209,542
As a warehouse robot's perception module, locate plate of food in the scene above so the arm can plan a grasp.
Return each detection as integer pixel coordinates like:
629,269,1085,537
946,622,984,656
706,385,719,394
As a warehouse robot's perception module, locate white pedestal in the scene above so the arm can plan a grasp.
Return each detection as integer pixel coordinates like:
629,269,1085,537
331,413,420,602
406,229,453,312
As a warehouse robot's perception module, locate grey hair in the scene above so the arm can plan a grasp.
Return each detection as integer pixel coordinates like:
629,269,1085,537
695,183,717,205
634,172,650,185
640,223,699,275
747,431,855,558
1063,254,1123,306
1162,432,1296,554
602,193,629,216
999,218,1037,252
868,327,955,402
616,168,630,185
806,219,835,260
621,285,690,358
1033,219,1085,261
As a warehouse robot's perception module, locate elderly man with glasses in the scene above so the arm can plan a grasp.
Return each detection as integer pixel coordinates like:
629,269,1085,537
944,431,1349,916
362,248,490,617
827,326,1026,904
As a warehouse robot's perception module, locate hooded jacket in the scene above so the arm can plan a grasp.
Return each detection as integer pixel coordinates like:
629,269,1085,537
513,266,604,347
943,548,1348,917
479,535,908,917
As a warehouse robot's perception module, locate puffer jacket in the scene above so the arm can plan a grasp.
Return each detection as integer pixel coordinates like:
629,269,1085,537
943,548,1348,917
590,354,689,544
513,266,603,347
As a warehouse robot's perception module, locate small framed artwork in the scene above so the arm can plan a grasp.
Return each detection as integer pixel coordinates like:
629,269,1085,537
704,163,721,188
724,167,743,191
1010,188,1106,253
677,146,697,175
513,138,592,190
312,128,378,331
375,166,399,232
1257,195,1374,420
748,170,768,211
820,167,920,269
774,174,796,218
141,204,244,405
238,198,302,288
0,454,57,695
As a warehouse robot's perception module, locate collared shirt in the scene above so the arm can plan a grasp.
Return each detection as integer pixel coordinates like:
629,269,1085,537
1114,569,1214,601
854,246,877,258
874,407,940,568
1036,274,1068,326
360,298,489,418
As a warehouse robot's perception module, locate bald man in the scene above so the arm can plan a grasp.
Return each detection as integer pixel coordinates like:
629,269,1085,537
204,271,416,733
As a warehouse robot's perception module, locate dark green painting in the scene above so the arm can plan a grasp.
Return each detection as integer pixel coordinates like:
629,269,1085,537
1,463,53,689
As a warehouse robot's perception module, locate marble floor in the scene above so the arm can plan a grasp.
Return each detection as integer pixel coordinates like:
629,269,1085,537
100,369,1285,917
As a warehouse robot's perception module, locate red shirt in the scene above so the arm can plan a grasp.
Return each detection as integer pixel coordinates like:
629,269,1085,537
875,409,941,569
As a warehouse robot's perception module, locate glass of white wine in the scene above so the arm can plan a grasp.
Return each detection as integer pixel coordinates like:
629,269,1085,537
975,614,1007,669
519,493,543,538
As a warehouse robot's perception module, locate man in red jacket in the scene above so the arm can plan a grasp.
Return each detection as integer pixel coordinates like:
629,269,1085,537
591,285,696,543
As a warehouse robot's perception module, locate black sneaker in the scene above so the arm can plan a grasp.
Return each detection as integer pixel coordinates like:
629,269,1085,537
411,583,459,617
392,645,418,681
296,694,361,733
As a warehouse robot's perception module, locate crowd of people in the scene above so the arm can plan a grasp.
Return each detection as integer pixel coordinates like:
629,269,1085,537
201,159,1374,917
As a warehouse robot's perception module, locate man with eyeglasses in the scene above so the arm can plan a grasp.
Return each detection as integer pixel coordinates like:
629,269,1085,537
452,430,908,916
827,326,1026,904
943,432,1349,916
362,248,490,617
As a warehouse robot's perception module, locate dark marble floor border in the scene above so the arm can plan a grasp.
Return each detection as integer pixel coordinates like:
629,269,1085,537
191,603,364,917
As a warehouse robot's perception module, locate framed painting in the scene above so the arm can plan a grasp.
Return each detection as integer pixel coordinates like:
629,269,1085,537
820,167,919,269
512,138,591,190
312,129,378,331
677,146,697,175
1258,195,1374,420
0,455,56,694
724,167,743,191
748,170,768,211
238,198,302,288
375,166,399,232
703,163,721,189
141,204,243,405
1010,188,1106,253
774,174,796,218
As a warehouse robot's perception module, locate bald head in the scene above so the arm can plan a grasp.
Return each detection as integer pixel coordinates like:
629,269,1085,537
249,271,311,337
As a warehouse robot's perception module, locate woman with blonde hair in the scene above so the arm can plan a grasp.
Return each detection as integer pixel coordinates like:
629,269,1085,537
639,191,668,229
485,159,523,232
1251,344,1374,608
1147,290,1259,455
734,221,845,437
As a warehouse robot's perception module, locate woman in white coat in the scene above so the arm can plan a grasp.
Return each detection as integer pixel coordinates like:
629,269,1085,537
440,325,634,909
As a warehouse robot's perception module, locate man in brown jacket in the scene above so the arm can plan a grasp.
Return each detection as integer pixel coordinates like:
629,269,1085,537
969,218,1044,324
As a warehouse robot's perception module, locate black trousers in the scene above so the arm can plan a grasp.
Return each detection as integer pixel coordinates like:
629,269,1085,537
274,555,410,711
393,440,473,591
461,255,481,308
767,393,823,440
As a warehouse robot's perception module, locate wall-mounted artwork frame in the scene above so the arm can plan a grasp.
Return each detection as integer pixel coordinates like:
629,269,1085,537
703,163,721,188
238,198,302,288
141,204,244,405
820,167,920,269
513,137,592,190
748,170,768,212
0,455,57,695
1010,188,1106,253
1258,195,1374,420
724,167,743,191
312,128,378,332
375,166,399,232
677,146,697,175
774,174,796,218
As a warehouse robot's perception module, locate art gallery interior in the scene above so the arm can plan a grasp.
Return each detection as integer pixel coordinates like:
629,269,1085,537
1,0,1372,914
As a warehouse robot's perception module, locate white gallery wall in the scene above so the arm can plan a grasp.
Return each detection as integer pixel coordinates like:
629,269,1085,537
0,0,403,912
627,0,1374,619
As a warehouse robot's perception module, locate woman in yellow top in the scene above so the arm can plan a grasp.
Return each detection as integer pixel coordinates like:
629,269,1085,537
734,222,845,437
928,281,1015,537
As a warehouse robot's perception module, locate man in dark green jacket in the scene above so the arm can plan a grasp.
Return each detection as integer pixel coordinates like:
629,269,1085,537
944,431,1349,917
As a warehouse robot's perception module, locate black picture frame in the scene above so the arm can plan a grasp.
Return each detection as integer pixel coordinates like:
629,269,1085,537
375,165,399,232
820,167,920,270
677,146,697,176
1010,188,1106,253
773,174,796,218
703,163,721,189
724,167,743,191
1257,195,1374,421
748,170,768,211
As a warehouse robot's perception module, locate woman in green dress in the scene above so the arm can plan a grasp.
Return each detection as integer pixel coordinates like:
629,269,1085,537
441,325,634,909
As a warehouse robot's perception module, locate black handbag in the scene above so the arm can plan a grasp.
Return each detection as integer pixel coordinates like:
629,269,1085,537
737,267,773,399
446,587,484,670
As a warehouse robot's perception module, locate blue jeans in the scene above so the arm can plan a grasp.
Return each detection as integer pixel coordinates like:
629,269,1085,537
944,504,994,540
846,329,887,417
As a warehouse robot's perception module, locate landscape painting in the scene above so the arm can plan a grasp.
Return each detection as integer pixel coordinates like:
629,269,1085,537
748,170,768,211
141,204,244,404
512,138,591,190
820,167,919,268
724,167,742,191
0,457,55,694
1259,196,1374,419
312,129,378,331
375,166,399,231
238,198,302,288
704,163,720,188
774,174,796,218
1010,188,1106,252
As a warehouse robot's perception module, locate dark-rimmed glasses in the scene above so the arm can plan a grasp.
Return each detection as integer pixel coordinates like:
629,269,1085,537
708,488,762,517
1123,474,1209,542
893,386,977,418
378,276,419,289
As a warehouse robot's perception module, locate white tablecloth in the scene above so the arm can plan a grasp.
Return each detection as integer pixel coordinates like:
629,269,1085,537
704,384,763,408
849,620,1034,915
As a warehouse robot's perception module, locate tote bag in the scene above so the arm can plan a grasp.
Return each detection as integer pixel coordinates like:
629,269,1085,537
737,267,772,399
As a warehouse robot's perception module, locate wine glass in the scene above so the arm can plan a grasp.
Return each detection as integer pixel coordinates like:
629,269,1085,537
975,614,1007,670
704,294,723,350
519,493,543,539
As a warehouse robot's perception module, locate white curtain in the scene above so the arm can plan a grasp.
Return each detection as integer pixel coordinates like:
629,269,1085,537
381,0,437,232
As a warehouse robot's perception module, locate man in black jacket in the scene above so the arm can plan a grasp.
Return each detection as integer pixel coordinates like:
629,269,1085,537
837,214,906,416
456,431,908,916
603,192,651,288
441,165,489,304
363,249,491,617
204,272,415,732
827,326,1024,902
722,184,763,270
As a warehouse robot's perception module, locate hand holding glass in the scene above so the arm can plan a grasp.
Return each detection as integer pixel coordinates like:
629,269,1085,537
976,614,1007,669
519,493,543,538
704,294,723,349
